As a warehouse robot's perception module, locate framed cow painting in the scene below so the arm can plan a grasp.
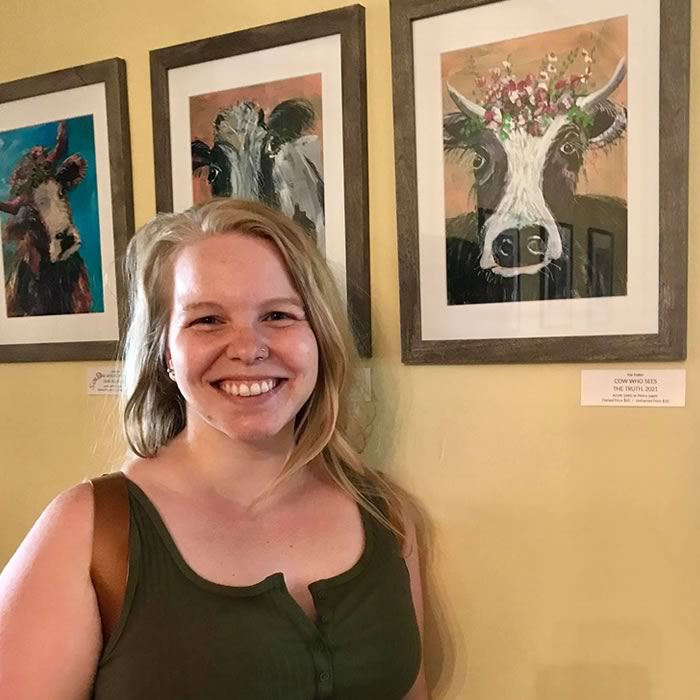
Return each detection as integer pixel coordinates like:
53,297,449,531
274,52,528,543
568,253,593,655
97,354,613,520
391,0,689,364
150,5,372,357
0,59,134,363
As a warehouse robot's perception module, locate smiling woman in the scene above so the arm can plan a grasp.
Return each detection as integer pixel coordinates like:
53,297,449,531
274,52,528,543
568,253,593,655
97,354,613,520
0,198,429,700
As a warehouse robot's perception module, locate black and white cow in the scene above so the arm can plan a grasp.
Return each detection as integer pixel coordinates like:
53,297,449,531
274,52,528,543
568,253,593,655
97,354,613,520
444,58,628,304
192,99,325,247
0,121,91,317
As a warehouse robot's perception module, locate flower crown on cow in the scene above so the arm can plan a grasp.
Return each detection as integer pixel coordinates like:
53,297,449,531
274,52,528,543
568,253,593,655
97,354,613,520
449,47,622,142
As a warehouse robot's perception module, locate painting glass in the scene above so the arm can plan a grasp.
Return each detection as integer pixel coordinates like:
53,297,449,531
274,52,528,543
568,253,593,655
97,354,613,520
189,73,325,251
0,115,105,317
441,16,628,305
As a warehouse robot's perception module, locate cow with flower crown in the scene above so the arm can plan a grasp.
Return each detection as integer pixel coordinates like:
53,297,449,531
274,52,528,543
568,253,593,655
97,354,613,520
444,49,628,303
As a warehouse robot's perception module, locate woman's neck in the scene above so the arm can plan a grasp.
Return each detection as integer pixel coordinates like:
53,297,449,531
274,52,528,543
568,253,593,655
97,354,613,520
157,420,304,510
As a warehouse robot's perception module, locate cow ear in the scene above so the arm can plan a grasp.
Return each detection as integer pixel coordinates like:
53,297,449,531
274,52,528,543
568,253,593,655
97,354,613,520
55,154,87,189
267,99,316,146
192,140,212,172
586,100,627,148
444,112,480,152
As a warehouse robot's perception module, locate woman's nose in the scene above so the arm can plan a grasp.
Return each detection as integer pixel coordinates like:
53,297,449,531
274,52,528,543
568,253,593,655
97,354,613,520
224,327,267,364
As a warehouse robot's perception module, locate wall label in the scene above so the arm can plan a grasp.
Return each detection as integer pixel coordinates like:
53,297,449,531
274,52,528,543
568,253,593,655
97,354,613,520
87,367,123,396
581,369,686,407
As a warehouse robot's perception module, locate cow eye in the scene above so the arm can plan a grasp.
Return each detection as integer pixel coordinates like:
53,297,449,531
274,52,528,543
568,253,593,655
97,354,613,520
560,142,576,156
473,154,487,171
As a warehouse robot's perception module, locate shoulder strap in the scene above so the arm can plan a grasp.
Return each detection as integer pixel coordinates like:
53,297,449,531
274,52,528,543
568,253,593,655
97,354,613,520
88,472,130,647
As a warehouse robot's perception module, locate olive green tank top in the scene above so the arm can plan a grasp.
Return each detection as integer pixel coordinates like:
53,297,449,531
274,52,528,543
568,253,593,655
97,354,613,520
92,479,421,699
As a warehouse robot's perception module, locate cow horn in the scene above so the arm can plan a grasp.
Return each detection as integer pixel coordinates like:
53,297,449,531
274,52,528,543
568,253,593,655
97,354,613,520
0,196,25,215
577,57,627,113
447,83,486,121
47,121,68,164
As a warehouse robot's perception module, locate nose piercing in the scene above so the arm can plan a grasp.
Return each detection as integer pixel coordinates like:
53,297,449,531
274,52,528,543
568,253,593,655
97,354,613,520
256,345,269,361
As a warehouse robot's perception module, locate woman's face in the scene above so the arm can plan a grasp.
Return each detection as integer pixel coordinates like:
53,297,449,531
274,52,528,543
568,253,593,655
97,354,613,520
166,231,319,446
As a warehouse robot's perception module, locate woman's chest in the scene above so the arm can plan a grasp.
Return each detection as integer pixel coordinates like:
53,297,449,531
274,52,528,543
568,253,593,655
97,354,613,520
153,491,366,615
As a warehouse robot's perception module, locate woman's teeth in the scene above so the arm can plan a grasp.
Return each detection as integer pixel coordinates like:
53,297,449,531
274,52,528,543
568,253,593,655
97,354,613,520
218,378,280,397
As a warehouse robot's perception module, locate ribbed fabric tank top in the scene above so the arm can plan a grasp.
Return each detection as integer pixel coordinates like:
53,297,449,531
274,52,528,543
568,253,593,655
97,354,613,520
92,479,421,699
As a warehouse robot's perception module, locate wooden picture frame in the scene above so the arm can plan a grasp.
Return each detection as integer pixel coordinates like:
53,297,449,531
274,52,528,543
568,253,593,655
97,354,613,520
391,0,689,364
0,58,134,363
150,5,372,357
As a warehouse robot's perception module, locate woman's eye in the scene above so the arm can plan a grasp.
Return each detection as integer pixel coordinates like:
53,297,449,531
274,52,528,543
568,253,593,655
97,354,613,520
191,315,220,326
264,311,293,322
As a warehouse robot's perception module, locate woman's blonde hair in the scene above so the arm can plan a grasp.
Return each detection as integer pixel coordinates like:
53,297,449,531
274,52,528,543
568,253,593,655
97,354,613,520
121,198,407,540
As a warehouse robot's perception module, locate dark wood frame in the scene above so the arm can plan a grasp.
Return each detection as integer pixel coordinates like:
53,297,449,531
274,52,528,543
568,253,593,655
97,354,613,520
150,5,372,357
0,58,134,363
391,0,690,364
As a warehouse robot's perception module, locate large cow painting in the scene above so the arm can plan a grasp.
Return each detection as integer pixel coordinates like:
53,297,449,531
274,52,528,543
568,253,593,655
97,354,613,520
442,16,628,305
0,116,105,318
189,73,325,253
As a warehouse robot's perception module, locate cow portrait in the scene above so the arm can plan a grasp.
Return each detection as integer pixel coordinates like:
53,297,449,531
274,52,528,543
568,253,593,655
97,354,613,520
191,96,325,249
443,49,628,304
0,120,94,317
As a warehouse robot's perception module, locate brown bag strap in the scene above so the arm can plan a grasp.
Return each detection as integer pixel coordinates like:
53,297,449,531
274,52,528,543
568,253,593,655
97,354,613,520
88,472,130,647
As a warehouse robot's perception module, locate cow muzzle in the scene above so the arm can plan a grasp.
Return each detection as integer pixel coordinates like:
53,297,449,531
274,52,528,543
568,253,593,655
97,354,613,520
492,226,549,269
49,226,81,262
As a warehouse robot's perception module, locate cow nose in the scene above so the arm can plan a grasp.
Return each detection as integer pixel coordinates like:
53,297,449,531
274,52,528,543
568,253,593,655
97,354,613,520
492,227,549,268
56,230,75,254
522,226,548,258
492,229,518,267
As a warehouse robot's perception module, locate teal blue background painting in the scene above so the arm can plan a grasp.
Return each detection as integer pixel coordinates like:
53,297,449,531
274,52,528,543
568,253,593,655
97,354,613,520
0,115,105,314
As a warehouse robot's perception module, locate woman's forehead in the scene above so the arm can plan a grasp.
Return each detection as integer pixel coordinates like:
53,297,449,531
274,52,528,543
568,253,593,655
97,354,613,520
170,233,301,303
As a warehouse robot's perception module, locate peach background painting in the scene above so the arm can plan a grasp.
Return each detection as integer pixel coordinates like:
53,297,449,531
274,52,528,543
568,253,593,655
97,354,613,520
189,73,323,202
441,16,628,220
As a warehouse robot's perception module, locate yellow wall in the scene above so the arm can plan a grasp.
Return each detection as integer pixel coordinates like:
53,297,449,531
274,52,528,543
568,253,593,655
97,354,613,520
1,1,699,698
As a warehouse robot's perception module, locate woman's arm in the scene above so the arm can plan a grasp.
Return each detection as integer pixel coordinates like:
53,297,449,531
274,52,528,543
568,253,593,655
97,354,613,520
403,516,431,700
0,483,102,699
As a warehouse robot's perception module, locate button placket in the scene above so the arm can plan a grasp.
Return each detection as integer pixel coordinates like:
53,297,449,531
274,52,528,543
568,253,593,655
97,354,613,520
311,584,334,697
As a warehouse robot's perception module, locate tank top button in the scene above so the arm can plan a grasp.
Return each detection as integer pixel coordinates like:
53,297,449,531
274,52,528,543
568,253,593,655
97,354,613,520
319,672,330,682
319,614,330,624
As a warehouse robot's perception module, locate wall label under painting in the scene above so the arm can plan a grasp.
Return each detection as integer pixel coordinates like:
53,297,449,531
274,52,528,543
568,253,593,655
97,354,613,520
189,73,326,253
0,116,105,318
442,16,628,305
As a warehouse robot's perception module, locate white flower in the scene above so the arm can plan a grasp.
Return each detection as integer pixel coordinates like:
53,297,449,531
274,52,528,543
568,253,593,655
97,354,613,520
517,114,526,126
582,48,590,57
547,64,557,73
509,90,519,103
502,60,512,70
539,71,550,81
584,54,593,63
547,52,558,62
